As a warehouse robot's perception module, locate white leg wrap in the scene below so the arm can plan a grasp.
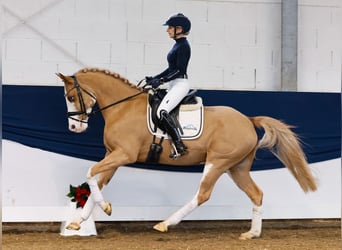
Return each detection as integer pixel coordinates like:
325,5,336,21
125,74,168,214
250,205,263,234
80,194,96,221
87,177,104,205
239,205,263,240
165,195,198,227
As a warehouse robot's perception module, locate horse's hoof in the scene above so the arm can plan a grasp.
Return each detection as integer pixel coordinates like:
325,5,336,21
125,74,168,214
103,201,112,216
153,222,168,232
239,230,261,240
66,222,81,231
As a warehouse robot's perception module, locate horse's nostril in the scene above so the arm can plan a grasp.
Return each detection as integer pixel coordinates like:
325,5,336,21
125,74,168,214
71,124,76,130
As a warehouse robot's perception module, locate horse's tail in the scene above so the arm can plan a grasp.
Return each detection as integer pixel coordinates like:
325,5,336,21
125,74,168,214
250,116,317,193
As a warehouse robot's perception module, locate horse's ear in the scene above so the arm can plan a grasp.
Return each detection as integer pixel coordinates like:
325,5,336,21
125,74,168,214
56,73,73,86
56,73,67,82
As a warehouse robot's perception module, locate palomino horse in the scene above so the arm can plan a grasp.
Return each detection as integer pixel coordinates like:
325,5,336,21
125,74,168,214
57,68,317,240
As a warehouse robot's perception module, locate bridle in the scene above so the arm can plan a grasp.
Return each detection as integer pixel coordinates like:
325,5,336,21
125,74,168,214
64,75,147,123
64,75,95,123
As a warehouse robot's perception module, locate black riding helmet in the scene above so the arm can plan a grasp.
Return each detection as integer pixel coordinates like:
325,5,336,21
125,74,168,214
163,13,191,37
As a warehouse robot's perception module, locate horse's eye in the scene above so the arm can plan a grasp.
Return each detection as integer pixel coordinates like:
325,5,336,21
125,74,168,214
67,96,75,102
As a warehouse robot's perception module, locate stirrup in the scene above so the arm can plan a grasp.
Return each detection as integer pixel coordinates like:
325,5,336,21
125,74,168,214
169,142,188,159
169,150,180,159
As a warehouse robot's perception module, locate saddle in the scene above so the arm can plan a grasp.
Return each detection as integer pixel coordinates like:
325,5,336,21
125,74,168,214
148,89,196,125
147,89,203,139
146,89,204,163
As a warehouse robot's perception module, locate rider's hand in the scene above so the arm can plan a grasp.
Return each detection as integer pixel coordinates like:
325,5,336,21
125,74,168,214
145,76,153,83
149,78,163,89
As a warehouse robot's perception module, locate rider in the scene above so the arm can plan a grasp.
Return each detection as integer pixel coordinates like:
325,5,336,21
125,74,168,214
146,13,191,157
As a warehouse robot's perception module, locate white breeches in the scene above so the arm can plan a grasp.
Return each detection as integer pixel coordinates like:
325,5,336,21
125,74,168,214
156,78,190,118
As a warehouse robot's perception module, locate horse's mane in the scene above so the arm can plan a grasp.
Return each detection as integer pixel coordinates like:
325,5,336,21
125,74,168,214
77,67,141,89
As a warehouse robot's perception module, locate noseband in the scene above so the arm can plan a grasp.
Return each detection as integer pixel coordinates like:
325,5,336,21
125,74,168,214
65,75,146,123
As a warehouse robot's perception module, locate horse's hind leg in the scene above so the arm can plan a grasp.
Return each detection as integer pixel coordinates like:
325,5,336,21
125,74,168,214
228,152,263,240
153,162,224,232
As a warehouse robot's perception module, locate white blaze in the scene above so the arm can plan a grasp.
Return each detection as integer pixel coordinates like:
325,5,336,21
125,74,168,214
64,88,89,133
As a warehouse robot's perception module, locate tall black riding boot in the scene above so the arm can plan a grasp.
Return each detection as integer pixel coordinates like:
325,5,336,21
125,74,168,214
159,111,188,157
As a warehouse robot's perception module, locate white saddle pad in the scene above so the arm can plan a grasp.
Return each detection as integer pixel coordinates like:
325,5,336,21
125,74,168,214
147,97,204,140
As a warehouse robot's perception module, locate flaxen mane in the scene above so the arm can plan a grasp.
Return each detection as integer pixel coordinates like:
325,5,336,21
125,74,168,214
77,67,140,89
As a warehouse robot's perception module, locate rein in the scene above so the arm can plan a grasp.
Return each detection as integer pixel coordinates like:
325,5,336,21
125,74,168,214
66,75,147,122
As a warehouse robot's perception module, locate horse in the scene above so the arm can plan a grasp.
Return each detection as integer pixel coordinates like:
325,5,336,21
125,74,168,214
57,68,317,240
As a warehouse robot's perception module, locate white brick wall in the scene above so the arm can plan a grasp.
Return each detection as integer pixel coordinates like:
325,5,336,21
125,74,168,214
298,0,342,92
2,0,341,92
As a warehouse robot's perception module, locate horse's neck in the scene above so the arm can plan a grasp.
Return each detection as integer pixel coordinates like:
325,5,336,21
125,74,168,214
90,76,144,117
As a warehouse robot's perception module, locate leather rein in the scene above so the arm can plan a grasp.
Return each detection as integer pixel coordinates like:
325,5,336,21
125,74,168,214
65,75,147,123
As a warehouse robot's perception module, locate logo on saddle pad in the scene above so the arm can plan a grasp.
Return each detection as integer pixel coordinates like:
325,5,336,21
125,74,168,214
147,97,204,140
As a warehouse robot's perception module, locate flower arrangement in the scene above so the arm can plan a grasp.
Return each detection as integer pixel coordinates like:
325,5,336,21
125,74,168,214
67,182,91,208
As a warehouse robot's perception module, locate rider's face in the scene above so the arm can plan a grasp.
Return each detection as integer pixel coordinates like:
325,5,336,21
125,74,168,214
166,26,175,38
166,26,183,39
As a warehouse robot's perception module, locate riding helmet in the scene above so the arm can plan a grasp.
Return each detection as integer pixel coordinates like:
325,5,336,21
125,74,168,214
163,13,191,34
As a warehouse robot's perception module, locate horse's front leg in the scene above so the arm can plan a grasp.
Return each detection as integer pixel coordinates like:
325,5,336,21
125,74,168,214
67,148,128,231
86,148,132,214
66,169,117,230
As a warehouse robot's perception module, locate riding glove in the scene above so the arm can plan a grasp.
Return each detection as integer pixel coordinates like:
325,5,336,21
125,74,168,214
145,76,153,82
146,77,163,89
